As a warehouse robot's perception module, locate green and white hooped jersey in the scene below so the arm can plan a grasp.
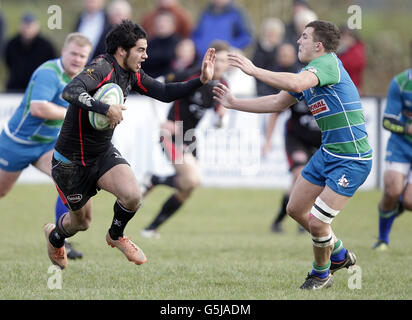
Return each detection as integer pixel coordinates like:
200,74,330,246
289,53,372,160
5,58,71,144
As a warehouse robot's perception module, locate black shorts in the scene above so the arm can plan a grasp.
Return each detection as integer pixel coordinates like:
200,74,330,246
285,134,319,171
51,145,129,211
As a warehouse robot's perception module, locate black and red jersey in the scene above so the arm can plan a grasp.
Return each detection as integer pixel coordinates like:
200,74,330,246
56,53,203,166
286,101,321,148
166,67,228,138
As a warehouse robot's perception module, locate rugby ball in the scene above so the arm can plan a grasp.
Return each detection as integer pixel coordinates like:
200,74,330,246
89,83,124,130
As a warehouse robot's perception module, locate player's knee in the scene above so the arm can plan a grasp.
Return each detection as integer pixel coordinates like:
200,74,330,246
0,184,13,199
286,202,298,219
119,191,142,211
308,214,328,236
179,174,201,193
383,184,402,201
402,198,412,211
0,189,8,199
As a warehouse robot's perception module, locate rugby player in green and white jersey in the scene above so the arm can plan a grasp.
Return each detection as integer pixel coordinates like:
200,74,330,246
213,20,372,290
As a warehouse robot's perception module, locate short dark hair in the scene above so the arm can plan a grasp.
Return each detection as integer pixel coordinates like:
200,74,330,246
105,20,147,55
305,20,341,52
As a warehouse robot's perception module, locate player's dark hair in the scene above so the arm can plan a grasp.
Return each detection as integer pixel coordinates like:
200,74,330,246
105,20,147,55
305,20,341,53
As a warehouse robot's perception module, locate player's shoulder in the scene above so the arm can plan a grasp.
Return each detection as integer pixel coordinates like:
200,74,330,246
87,54,115,73
32,58,63,81
393,68,412,89
306,53,339,73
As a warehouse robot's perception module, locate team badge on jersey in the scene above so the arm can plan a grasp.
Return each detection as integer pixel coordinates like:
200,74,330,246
86,68,96,80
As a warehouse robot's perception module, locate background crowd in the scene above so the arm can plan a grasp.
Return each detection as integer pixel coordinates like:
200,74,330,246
0,0,410,96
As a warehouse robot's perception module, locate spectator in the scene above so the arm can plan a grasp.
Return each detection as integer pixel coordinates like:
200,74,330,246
192,0,253,56
141,0,193,39
284,1,316,52
142,11,181,78
74,0,112,59
223,48,256,97
5,13,56,92
107,0,132,25
252,17,285,96
338,26,366,94
168,38,200,75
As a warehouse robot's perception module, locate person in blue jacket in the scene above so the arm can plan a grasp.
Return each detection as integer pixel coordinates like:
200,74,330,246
192,0,252,56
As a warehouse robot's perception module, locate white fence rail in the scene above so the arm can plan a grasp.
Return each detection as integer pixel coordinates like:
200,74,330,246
0,94,388,189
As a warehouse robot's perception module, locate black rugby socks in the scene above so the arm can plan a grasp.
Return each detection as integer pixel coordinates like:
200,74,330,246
109,200,137,240
146,194,182,230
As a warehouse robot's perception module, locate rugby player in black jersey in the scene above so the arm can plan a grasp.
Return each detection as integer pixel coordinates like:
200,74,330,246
139,41,230,239
44,20,216,269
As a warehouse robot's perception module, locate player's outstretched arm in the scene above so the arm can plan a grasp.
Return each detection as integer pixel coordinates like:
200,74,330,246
228,52,318,92
213,83,296,114
30,101,67,120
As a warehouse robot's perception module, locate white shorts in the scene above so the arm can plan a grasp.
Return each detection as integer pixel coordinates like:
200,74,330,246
384,161,412,183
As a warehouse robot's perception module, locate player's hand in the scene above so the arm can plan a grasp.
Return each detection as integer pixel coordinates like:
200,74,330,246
228,52,256,76
200,48,216,84
213,83,235,109
106,104,127,129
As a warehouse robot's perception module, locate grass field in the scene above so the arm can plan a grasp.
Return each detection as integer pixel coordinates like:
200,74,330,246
0,183,411,301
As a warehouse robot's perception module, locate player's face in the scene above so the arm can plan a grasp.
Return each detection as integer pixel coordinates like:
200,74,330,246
297,27,318,64
213,50,229,80
125,38,148,73
61,41,91,78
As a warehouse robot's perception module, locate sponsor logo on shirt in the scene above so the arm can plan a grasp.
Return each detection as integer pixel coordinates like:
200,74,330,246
309,99,329,115
67,194,83,203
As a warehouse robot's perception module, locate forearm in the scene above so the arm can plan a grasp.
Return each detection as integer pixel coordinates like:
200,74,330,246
229,95,286,114
30,101,67,120
145,77,203,103
62,78,110,115
251,67,301,92
264,113,279,143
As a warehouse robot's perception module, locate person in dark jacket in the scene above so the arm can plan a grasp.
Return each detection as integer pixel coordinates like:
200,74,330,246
74,0,112,60
252,18,285,97
5,13,56,92
142,11,181,78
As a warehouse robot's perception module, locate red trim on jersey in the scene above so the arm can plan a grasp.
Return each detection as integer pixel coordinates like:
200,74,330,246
184,72,201,82
96,68,114,89
78,109,86,166
136,72,148,92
